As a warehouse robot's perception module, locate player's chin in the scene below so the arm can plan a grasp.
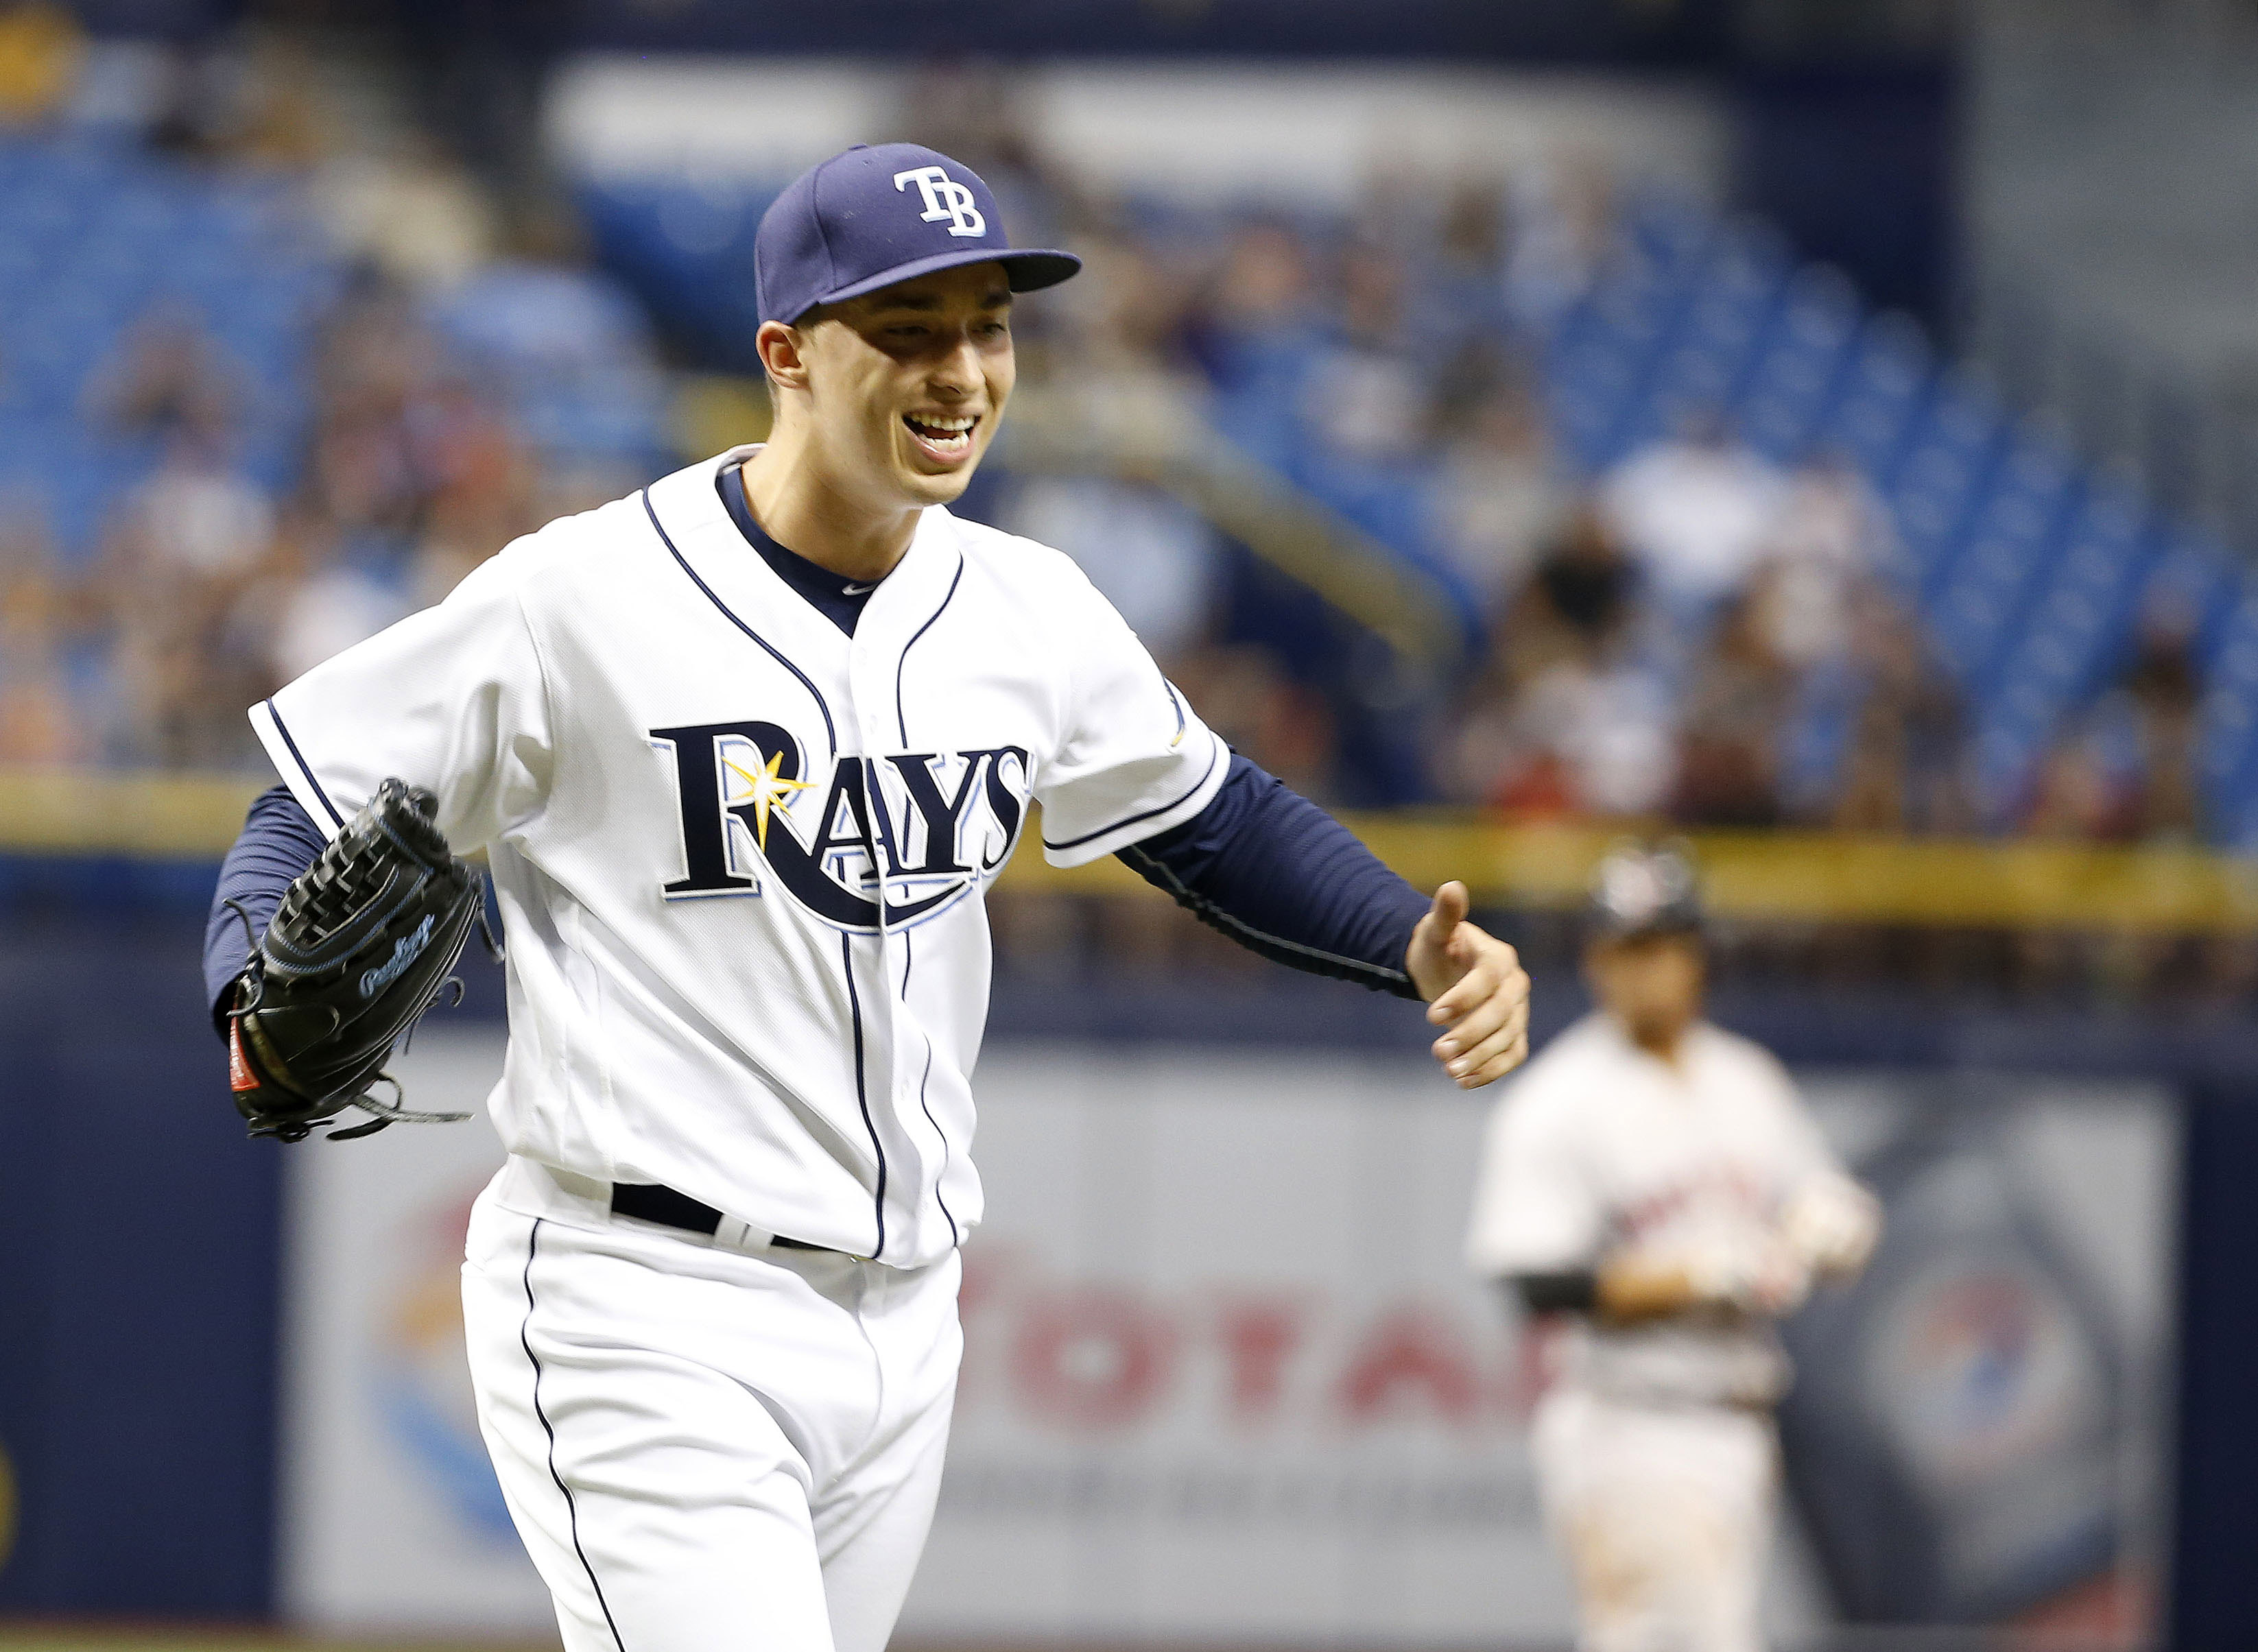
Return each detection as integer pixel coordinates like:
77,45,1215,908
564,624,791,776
890,433,992,503
897,462,979,505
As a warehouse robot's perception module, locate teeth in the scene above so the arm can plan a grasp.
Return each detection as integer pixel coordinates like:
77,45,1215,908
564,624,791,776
907,414,977,432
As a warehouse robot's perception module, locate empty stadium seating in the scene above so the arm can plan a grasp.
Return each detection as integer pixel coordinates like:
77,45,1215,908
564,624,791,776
0,132,663,561
0,134,331,553
1546,201,2258,843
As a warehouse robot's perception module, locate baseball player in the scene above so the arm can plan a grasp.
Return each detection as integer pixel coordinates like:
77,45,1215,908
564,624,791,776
202,143,1532,1652
1464,844,1877,1652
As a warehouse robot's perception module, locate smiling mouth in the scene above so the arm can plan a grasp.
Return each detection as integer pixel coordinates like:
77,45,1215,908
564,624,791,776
903,411,979,462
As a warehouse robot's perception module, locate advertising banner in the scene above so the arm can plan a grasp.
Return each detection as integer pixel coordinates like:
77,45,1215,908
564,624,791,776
278,1031,2172,1647
276,1029,548,1634
907,1043,1593,1645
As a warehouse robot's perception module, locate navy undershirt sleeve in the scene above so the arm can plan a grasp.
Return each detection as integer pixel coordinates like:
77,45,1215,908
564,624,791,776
202,783,326,1038
1117,754,1431,999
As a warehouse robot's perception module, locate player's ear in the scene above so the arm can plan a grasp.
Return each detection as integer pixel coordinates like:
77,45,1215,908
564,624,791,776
757,319,813,394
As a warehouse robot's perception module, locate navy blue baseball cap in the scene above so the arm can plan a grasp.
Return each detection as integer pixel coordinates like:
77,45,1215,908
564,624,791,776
754,143,1081,326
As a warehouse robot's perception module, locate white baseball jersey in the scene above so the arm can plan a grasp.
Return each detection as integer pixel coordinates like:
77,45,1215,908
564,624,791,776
250,445,1228,1269
1463,1012,1842,1406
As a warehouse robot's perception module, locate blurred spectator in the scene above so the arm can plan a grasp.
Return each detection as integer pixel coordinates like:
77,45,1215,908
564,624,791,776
1409,174,1511,353
1172,643,1338,803
85,304,244,451
1755,451,1895,670
264,527,412,684
1300,244,1431,466
2117,624,2205,839
2025,623,2205,841
1502,151,1615,331
2023,739,2121,841
0,525,80,761
1600,405,1789,616
1187,223,1324,398
406,378,538,597
0,1,79,126
112,439,275,584
1449,505,1674,818
82,431,279,765
1671,586,1792,827
316,139,498,291
1431,371,1565,610
1046,227,1193,376
1826,588,1969,835
1003,476,1218,665
96,560,272,769
147,31,322,168
305,406,422,549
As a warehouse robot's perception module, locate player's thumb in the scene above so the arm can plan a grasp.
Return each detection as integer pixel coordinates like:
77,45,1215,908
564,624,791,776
1427,880,1470,938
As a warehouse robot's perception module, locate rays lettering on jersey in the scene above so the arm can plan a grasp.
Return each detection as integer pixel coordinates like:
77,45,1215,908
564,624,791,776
651,719,1030,933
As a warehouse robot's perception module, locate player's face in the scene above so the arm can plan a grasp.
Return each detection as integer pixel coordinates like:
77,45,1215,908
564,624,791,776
1584,931,1704,1052
795,263,1016,509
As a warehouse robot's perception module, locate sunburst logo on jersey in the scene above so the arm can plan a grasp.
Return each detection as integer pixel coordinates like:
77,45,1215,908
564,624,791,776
723,749,813,850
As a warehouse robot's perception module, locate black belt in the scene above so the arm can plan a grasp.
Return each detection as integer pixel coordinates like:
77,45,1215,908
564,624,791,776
610,1182,831,1252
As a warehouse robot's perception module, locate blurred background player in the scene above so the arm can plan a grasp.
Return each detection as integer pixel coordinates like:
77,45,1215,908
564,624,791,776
1464,843,1879,1652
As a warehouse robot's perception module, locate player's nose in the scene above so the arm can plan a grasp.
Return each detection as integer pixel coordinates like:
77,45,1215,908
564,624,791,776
927,340,981,399
927,326,998,398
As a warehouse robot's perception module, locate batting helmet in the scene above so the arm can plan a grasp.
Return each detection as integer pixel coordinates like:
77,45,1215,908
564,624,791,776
1586,840,1704,942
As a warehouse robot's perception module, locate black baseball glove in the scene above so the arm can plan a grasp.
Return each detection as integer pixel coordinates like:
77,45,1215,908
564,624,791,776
222,778,494,1142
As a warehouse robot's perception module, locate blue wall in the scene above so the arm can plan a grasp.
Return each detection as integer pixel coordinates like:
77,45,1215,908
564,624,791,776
0,913,280,1614
2172,1084,2258,1651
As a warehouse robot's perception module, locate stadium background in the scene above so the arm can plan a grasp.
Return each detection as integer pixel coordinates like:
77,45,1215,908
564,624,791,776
1,0,2254,1648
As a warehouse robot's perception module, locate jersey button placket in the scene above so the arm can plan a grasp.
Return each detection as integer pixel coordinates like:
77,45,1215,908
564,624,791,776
846,673,909,1256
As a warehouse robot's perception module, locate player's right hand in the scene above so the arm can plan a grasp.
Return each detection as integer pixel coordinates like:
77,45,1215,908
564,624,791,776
1780,1173,1883,1278
1408,881,1532,1088
1683,1238,1811,1317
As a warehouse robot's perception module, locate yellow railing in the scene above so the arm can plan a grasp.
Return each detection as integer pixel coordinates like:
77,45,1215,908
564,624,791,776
7,767,2256,933
0,767,277,858
1004,817,2258,933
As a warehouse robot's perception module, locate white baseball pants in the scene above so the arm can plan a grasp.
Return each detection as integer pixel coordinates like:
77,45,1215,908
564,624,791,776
1530,1387,1777,1652
460,1163,962,1652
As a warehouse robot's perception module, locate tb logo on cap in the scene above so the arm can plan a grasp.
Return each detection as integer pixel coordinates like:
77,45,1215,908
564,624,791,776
894,165,987,239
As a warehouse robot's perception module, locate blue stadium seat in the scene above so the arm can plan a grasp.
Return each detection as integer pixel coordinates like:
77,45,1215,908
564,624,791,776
1729,267,1859,460
2195,575,2258,837
1624,197,1715,278
1914,433,2067,603
1971,506,2161,803
1814,317,1934,481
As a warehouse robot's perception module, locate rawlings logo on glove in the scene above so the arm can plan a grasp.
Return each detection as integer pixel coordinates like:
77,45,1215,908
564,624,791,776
360,913,440,998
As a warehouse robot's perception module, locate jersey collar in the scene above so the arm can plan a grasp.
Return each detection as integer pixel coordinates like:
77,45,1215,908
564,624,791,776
643,449,969,748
